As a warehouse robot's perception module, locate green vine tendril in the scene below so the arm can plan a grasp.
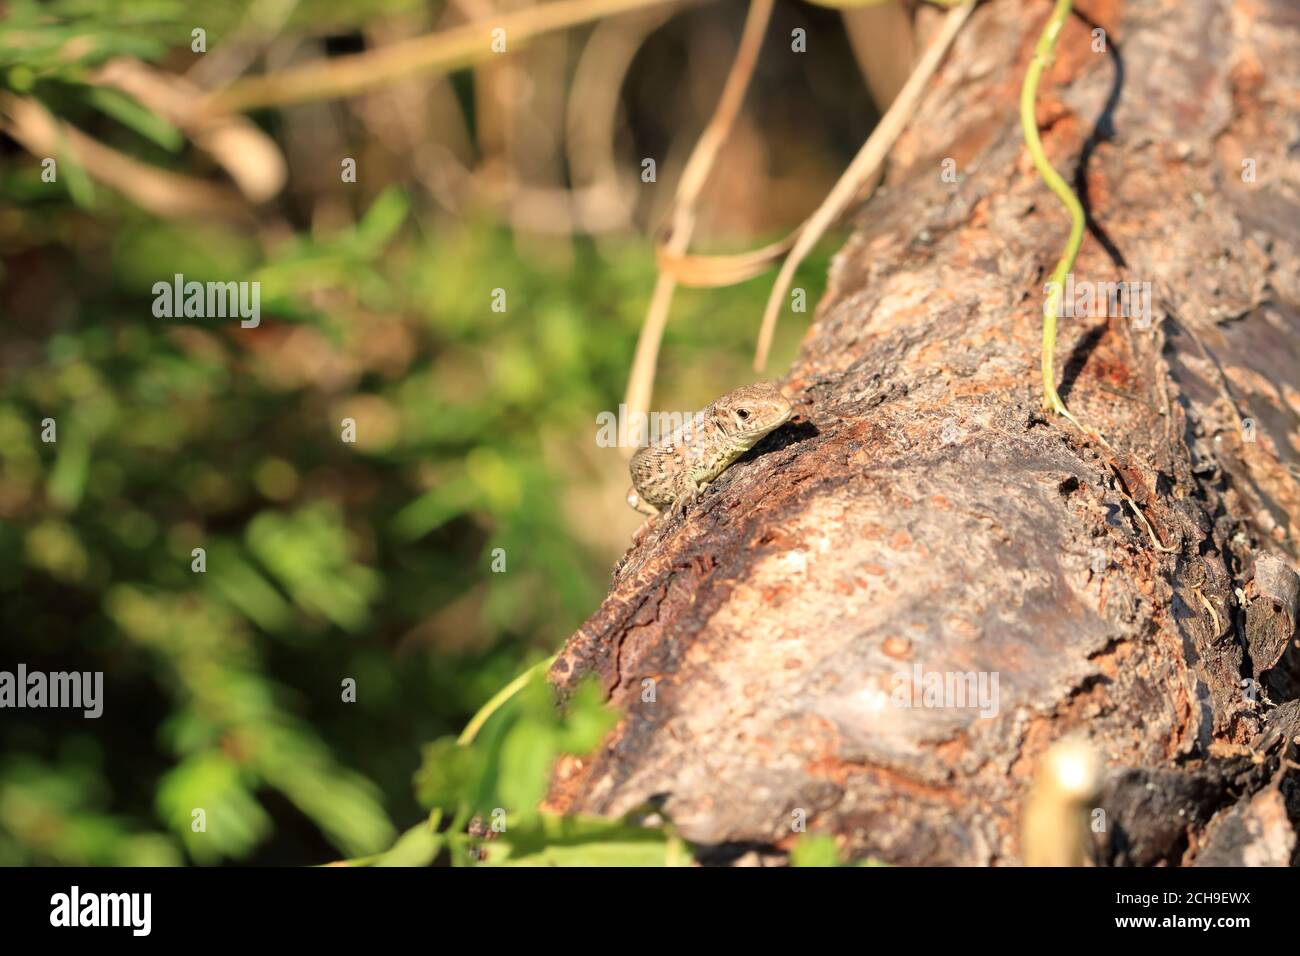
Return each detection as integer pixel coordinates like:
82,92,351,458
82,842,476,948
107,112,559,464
1019,0,1085,424
457,654,558,746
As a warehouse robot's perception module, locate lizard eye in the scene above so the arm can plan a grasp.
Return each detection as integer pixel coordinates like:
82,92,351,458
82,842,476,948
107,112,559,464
736,408,750,421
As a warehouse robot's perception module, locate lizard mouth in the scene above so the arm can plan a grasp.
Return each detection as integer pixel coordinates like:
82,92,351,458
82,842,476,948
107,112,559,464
747,405,792,440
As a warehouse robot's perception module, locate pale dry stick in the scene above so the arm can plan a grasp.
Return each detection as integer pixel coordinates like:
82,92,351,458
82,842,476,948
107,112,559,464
479,3,577,244
507,9,581,263
565,10,676,235
621,0,775,456
1193,587,1222,635
651,4,948,289
656,231,800,286
1021,735,1102,866
504,183,644,233
471,3,646,236
377,2,491,217
839,2,916,114
0,94,246,219
204,0,704,115
475,0,539,215
450,0,500,23
361,10,476,215
92,58,287,202
525,9,575,192
185,0,301,90
473,9,513,181
1120,490,1179,553
752,0,976,371
371,120,642,233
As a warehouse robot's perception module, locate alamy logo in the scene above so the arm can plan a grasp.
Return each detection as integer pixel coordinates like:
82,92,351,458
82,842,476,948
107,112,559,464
891,663,999,718
0,664,102,718
50,886,151,936
595,405,704,449
1044,274,1153,328
152,273,261,328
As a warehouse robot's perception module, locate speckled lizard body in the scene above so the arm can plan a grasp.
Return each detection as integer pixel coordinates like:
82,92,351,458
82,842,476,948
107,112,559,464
626,381,793,516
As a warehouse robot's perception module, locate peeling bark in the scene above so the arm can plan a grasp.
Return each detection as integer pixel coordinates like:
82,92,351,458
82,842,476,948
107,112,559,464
548,0,1300,865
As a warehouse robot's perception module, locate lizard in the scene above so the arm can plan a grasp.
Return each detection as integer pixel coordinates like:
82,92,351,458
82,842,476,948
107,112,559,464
555,382,793,692
625,381,793,519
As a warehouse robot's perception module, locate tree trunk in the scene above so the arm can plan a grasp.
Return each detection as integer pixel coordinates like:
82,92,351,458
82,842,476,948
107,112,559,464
547,0,1300,865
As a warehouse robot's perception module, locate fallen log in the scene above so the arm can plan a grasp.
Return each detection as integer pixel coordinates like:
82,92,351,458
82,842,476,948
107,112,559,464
547,0,1300,865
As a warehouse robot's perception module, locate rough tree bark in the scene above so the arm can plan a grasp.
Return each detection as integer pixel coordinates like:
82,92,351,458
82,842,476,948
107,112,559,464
547,0,1300,865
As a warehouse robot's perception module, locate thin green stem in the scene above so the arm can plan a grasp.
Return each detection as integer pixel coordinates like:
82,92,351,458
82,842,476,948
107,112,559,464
1019,0,1084,420
457,654,557,746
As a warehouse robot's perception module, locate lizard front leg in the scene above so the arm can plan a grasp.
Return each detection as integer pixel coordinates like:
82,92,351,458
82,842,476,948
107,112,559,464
668,476,711,518
626,486,662,552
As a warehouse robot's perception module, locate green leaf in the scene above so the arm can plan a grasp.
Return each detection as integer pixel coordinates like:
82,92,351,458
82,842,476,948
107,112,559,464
205,545,294,633
351,186,409,257
789,833,841,867
85,87,184,151
156,752,271,864
391,477,478,541
554,678,618,755
494,720,555,818
254,726,396,858
46,433,90,510
414,737,483,812
245,505,381,632
370,821,444,867
482,815,687,867
55,132,95,209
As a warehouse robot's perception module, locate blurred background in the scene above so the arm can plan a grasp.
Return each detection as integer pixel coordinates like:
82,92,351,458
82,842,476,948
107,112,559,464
0,0,896,864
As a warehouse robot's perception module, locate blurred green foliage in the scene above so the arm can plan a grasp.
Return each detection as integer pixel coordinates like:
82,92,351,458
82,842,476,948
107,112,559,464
392,669,689,866
788,834,888,867
0,0,827,865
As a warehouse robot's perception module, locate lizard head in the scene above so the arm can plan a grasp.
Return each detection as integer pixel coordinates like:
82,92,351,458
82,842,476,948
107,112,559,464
714,381,793,444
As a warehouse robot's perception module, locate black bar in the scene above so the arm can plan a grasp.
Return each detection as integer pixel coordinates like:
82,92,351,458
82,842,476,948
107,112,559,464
0,865,1282,942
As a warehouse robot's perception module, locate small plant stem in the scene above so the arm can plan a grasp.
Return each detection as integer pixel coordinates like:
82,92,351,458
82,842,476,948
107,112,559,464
1019,0,1084,419
457,654,558,746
